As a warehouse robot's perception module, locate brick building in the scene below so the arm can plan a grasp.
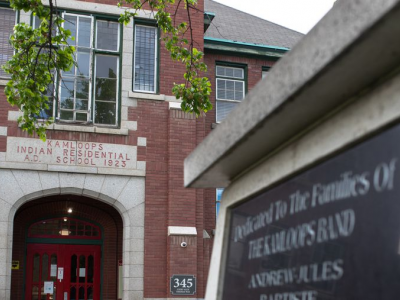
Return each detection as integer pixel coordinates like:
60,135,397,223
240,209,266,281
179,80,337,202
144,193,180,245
0,0,303,299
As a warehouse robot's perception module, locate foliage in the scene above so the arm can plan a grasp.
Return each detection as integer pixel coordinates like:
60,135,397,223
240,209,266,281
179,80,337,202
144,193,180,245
2,0,211,140
120,0,212,115
4,0,75,140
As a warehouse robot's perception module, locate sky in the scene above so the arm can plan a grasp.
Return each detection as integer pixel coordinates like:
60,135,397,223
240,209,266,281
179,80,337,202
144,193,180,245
213,0,336,34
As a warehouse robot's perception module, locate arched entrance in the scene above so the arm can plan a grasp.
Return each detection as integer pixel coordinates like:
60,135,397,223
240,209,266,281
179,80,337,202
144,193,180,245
11,195,123,300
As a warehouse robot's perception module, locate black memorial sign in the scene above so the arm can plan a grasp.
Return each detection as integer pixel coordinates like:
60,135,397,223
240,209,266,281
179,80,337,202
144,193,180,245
170,274,196,295
222,124,400,300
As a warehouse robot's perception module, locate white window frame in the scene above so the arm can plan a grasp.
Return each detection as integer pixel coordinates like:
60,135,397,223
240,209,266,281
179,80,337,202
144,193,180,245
95,19,120,52
93,54,120,125
93,19,120,126
53,13,121,126
58,13,94,123
215,65,246,122
133,24,158,94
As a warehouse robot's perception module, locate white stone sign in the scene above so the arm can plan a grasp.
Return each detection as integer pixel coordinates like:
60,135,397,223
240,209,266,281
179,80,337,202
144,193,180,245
5,137,137,170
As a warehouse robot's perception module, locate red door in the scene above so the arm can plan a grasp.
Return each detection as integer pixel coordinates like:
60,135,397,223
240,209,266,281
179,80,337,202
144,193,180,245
26,244,101,300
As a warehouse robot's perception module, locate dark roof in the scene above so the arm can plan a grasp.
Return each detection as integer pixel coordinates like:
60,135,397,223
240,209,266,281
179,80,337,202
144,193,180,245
204,0,304,49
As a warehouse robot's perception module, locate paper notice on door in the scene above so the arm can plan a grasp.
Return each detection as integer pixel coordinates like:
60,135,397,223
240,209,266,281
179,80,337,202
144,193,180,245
57,267,64,280
50,264,57,277
44,281,54,294
79,268,86,277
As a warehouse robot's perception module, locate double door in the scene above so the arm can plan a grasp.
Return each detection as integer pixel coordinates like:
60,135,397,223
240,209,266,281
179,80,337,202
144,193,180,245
26,244,101,300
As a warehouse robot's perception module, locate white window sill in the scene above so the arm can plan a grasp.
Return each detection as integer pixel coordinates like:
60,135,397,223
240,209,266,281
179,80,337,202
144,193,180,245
49,124,129,135
128,91,178,102
0,79,9,86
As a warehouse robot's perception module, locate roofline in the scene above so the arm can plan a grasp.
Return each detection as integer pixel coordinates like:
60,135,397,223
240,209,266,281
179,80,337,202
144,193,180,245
185,0,400,189
204,37,290,52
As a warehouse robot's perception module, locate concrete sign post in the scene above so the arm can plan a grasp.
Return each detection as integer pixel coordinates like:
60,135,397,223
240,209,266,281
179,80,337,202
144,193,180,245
184,1,400,299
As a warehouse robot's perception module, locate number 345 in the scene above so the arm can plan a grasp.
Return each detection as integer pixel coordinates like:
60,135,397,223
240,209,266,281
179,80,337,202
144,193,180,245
174,278,193,288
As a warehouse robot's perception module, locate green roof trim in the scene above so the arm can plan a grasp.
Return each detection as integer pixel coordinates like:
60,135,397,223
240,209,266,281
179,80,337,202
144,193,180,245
204,37,290,51
204,37,289,59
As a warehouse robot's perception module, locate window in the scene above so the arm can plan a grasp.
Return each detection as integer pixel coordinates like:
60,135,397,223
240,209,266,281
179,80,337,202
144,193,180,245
29,217,101,239
262,66,270,79
134,25,157,93
58,14,120,125
0,7,16,78
35,13,120,125
216,65,246,122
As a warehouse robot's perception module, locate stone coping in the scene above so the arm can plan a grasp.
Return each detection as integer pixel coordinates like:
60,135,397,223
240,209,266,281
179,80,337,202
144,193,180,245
167,226,197,236
128,91,179,102
184,0,400,188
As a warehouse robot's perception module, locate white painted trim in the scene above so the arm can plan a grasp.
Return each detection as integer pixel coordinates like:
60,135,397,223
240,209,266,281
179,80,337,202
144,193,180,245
0,79,8,86
128,91,177,102
8,111,23,121
42,0,154,19
0,126,7,136
168,226,197,236
169,102,182,110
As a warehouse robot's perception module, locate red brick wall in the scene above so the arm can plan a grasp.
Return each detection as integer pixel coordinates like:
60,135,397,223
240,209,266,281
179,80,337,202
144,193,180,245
128,100,170,297
11,195,123,300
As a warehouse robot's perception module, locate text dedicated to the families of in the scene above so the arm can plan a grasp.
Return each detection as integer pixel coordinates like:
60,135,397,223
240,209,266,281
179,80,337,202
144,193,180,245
231,158,397,300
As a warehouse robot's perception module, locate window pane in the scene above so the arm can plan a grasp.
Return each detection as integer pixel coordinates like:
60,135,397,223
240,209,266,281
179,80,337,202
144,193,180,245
77,49,90,77
234,68,244,78
60,110,73,120
76,112,87,121
76,78,89,100
87,255,94,283
70,255,77,283
64,15,77,46
76,100,88,111
216,100,238,122
70,287,76,300
95,78,117,101
42,254,49,280
61,98,74,109
216,79,244,101
0,8,15,78
79,255,86,283
96,20,119,51
61,79,74,100
95,55,118,103
134,25,156,92
216,66,244,79
78,17,91,48
95,102,116,125
50,254,57,279
96,55,117,79
33,254,40,282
